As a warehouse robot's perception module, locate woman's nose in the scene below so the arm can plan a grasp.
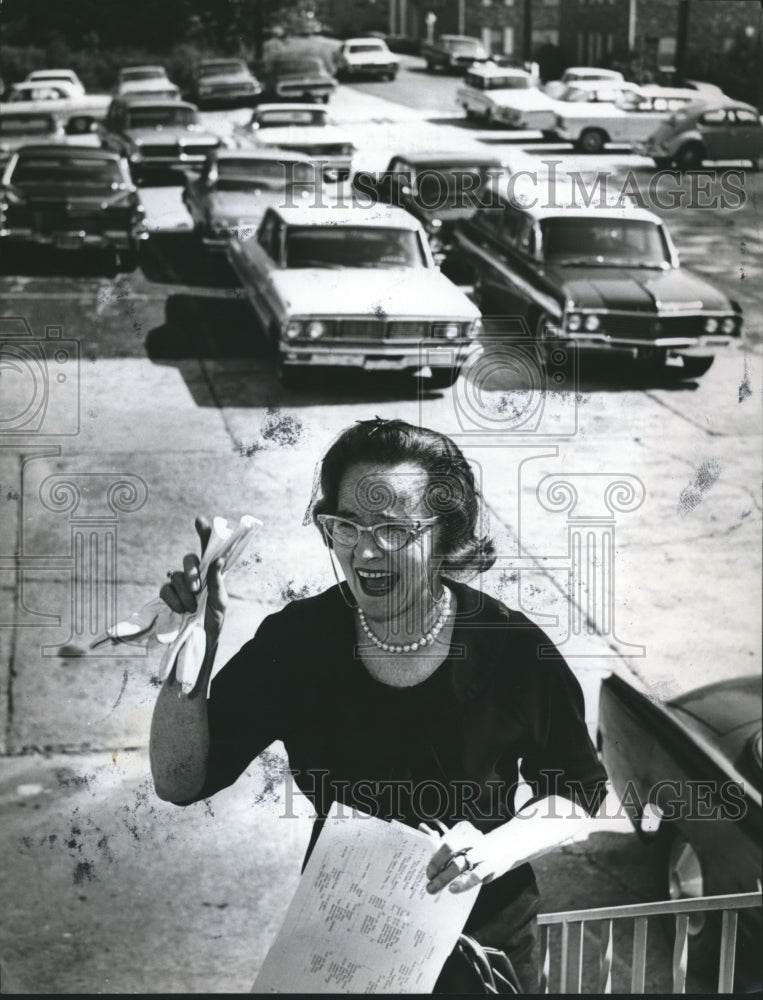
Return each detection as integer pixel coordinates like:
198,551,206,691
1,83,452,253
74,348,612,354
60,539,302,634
355,528,382,559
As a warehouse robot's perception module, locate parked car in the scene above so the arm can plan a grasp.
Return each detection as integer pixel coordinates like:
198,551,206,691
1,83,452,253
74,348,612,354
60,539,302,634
2,81,110,121
25,69,86,96
637,97,763,170
226,203,482,386
99,98,222,182
555,85,705,153
334,37,399,80
190,58,262,108
545,65,626,96
457,63,550,128
259,55,336,104
449,176,742,379
0,144,147,267
233,102,354,183
421,34,488,73
360,151,505,256
182,148,317,249
0,108,100,167
114,66,180,100
598,673,761,987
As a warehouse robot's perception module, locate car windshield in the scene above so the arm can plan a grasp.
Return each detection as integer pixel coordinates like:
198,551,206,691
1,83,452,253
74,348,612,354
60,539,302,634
285,226,425,269
126,106,197,128
348,43,385,53
257,109,326,127
122,69,165,81
214,159,314,189
541,218,671,267
10,156,123,188
415,166,498,203
199,62,244,76
0,114,56,135
272,59,324,75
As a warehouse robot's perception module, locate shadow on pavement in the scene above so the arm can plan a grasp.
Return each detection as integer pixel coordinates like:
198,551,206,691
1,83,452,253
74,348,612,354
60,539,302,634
0,245,123,278
141,233,239,288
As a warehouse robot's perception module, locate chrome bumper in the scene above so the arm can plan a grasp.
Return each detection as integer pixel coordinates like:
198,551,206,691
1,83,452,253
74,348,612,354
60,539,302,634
280,341,481,370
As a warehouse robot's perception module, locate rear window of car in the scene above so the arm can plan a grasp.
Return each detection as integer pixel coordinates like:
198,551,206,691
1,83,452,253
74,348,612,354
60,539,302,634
121,69,166,81
126,106,197,127
10,155,122,187
199,62,245,77
285,226,426,269
347,43,385,53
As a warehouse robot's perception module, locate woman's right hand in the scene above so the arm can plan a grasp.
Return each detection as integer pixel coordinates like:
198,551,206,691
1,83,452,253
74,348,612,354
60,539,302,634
159,516,228,640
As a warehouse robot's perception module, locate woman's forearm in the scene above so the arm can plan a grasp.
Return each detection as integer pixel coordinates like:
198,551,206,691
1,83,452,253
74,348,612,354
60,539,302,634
148,637,218,803
483,794,597,880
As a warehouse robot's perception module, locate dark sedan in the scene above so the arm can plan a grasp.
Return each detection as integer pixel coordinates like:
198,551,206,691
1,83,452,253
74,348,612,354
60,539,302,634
0,145,147,268
598,673,761,988
354,152,505,258
450,178,742,379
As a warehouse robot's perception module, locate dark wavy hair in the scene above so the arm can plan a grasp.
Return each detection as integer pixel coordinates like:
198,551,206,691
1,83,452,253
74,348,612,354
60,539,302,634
309,419,496,575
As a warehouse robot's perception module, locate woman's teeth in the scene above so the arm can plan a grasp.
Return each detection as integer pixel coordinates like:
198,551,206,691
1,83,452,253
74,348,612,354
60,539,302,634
356,569,395,593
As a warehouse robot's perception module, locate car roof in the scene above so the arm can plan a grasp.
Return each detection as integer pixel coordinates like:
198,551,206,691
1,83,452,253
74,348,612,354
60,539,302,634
487,175,661,222
269,203,422,229
389,151,504,167
28,69,77,78
120,65,166,73
120,98,196,109
13,144,121,160
12,80,76,92
694,96,759,113
199,58,244,66
344,37,388,44
564,66,623,77
669,675,762,735
467,61,530,78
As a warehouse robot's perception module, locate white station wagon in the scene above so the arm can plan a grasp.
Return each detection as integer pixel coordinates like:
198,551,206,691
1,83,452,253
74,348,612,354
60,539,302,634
227,203,482,386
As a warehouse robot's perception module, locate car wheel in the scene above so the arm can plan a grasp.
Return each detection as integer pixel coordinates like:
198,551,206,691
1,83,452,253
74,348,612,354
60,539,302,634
385,69,397,81
675,143,705,171
426,59,436,72
655,827,721,976
578,128,608,154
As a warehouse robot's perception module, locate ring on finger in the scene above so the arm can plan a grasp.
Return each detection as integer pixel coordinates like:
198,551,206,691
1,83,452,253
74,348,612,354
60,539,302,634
451,848,479,874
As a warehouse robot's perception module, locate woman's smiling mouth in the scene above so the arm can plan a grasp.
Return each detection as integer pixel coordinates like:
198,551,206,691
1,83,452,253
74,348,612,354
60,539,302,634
355,568,397,596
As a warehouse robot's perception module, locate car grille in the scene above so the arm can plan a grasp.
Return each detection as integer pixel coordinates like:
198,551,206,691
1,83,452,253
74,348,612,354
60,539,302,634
335,320,432,341
210,83,253,94
139,142,216,158
180,142,217,156
33,209,102,234
139,144,175,157
601,313,710,340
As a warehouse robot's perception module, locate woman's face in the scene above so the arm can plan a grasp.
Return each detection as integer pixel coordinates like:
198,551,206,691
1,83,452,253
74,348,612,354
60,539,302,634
330,461,443,629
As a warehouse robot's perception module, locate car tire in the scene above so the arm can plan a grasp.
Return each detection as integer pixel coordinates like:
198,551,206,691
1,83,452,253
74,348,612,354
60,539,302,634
675,143,705,171
385,70,398,81
577,128,608,154
655,826,721,978
426,59,436,72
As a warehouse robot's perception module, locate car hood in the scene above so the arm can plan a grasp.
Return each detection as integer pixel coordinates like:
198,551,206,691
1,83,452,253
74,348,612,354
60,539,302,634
206,189,280,223
268,267,480,318
255,125,350,145
486,89,555,110
557,266,730,312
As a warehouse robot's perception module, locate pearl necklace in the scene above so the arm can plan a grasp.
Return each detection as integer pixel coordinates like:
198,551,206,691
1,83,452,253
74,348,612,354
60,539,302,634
357,587,451,653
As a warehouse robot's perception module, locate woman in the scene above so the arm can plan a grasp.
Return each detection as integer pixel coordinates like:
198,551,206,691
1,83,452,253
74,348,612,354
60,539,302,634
150,418,607,992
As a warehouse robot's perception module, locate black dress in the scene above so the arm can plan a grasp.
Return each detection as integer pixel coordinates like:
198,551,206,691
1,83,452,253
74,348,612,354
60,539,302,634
185,579,608,993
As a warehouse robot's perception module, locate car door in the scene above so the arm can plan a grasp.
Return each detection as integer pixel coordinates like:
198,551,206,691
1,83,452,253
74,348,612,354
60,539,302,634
697,107,729,158
725,107,763,161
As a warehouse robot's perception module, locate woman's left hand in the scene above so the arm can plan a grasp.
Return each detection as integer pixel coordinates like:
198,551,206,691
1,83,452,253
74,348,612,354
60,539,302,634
421,820,497,895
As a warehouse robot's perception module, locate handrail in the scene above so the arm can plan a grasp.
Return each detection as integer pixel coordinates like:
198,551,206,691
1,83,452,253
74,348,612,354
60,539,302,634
537,889,761,924
537,891,761,994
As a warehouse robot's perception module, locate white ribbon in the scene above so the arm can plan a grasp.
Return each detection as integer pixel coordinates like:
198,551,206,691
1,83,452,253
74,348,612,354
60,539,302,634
92,515,261,692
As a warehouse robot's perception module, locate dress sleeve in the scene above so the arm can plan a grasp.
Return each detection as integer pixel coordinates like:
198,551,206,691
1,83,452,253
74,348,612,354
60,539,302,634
183,609,292,803
512,633,608,817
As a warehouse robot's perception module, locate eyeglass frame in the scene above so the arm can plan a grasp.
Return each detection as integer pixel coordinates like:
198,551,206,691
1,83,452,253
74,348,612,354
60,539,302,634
316,514,439,553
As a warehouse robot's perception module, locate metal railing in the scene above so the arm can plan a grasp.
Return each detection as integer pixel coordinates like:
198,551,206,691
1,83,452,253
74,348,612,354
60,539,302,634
537,891,761,994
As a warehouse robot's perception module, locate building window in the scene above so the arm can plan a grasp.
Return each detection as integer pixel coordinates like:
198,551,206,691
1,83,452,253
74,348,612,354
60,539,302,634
503,26,515,53
533,28,560,46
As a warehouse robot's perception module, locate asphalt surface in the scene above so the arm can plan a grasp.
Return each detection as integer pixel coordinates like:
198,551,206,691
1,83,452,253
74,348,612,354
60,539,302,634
0,59,761,993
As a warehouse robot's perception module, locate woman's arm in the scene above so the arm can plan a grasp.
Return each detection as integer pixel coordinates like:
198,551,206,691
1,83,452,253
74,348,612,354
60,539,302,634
149,518,227,803
425,794,603,894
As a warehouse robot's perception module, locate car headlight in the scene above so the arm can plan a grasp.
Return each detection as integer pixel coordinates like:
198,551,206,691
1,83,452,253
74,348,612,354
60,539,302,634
567,312,582,331
584,314,601,332
704,317,719,334
434,322,461,340
721,316,736,334
306,320,327,340
284,321,302,340
467,318,483,340
129,151,143,162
